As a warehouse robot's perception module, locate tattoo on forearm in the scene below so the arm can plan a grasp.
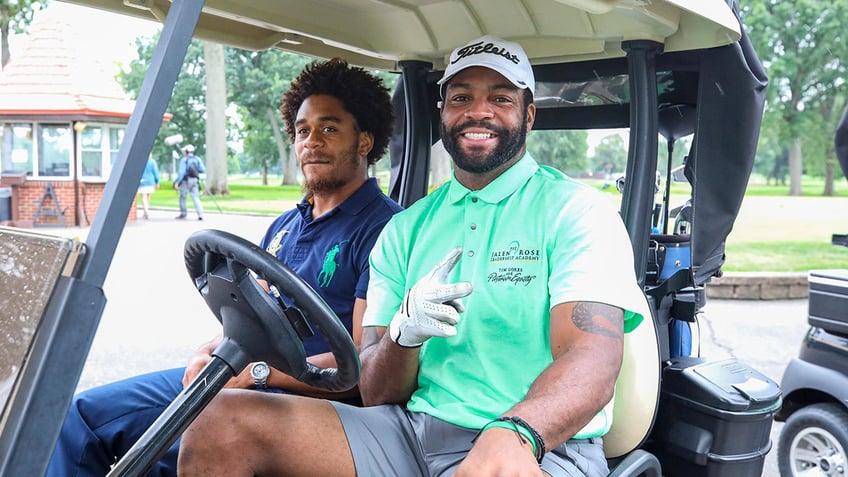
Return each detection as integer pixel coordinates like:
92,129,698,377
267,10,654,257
571,303,623,339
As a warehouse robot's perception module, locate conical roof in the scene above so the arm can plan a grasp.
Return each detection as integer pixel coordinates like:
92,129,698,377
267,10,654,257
0,3,136,119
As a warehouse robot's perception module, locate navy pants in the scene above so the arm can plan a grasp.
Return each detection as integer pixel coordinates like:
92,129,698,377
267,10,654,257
46,367,360,476
46,367,186,477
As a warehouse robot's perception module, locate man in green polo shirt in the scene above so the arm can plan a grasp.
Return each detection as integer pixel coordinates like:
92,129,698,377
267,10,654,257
179,35,646,477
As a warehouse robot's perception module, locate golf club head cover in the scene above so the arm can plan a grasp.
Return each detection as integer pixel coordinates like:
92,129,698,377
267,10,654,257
389,247,473,348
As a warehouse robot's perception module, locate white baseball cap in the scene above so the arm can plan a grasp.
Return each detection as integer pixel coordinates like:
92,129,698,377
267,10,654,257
184,144,195,153
437,35,535,99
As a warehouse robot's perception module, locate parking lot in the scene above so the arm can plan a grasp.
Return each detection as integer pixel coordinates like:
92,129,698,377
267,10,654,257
44,208,808,476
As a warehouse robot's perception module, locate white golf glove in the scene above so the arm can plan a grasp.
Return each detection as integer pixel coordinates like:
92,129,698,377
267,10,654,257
389,247,473,348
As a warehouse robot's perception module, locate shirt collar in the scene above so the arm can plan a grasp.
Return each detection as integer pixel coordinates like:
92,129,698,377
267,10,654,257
296,177,383,220
446,152,539,204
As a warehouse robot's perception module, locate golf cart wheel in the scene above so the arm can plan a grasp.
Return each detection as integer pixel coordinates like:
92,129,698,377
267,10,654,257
778,403,848,477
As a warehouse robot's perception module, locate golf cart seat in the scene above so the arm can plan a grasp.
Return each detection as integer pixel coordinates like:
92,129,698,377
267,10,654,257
604,293,663,476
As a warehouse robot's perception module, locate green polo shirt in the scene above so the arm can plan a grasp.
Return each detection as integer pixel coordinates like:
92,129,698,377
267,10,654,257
364,153,645,438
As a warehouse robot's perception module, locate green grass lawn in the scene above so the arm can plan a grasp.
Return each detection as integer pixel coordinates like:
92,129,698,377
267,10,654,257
148,181,303,215
723,241,848,272
145,175,848,272
745,175,848,197
586,175,848,272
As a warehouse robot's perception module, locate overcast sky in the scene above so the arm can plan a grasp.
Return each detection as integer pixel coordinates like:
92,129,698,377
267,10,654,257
7,2,160,75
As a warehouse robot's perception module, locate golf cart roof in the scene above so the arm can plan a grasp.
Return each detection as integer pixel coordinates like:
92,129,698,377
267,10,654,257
64,0,741,70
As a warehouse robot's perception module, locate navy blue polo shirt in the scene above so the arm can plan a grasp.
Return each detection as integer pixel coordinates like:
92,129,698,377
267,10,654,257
259,178,402,356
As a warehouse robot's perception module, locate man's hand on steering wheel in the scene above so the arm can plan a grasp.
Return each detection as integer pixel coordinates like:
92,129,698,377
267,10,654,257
182,336,222,387
183,335,274,390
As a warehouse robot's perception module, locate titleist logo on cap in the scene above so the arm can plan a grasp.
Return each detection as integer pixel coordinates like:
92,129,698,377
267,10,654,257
437,35,534,98
452,40,521,66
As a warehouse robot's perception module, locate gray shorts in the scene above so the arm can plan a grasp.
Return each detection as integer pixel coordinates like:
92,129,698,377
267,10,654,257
329,402,609,477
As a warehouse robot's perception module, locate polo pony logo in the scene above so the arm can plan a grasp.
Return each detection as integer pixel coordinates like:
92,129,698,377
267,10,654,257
265,230,288,256
318,240,349,287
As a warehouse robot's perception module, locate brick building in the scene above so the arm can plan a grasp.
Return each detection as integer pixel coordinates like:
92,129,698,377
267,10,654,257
0,4,164,227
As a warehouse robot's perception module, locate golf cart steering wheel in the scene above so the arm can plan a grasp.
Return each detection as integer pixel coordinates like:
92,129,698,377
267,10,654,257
108,230,360,477
184,229,359,392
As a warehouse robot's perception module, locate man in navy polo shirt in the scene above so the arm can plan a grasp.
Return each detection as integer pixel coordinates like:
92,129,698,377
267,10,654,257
47,58,401,477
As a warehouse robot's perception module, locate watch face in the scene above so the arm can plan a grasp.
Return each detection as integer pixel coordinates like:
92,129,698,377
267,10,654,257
251,362,270,380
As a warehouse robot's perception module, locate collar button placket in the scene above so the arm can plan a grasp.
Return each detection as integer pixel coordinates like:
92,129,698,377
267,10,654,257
464,194,481,262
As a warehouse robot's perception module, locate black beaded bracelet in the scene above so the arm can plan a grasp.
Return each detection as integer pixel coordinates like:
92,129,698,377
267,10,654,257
493,416,546,464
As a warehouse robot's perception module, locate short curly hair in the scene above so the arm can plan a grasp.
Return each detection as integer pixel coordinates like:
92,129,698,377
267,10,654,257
281,58,395,165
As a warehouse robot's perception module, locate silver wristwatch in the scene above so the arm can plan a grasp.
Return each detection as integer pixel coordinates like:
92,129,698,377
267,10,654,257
250,361,270,389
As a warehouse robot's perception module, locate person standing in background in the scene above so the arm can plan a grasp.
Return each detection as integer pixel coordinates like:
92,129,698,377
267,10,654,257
137,153,160,220
174,144,205,220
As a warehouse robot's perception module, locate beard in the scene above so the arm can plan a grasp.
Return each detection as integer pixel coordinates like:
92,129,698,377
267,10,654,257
301,143,361,195
440,110,528,174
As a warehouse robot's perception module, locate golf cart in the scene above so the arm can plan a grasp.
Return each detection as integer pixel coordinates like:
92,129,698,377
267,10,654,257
774,108,848,477
0,1,780,476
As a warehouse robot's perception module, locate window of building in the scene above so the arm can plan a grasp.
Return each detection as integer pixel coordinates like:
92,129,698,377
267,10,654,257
80,127,104,177
109,127,124,166
37,124,72,178
1,124,34,175
1,122,126,180
79,124,126,180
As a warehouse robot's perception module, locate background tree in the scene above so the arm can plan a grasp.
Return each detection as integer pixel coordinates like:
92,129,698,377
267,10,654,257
526,129,589,175
592,134,628,176
811,94,847,195
752,111,789,185
0,0,46,68
430,142,451,188
742,0,848,195
227,49,310,185
119,34,207,180
204,40,228,195
239,111,280,183
366,70,399,180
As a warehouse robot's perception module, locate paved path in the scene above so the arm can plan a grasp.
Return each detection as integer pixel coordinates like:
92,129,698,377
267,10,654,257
45,208,809,476
42,208,279,389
